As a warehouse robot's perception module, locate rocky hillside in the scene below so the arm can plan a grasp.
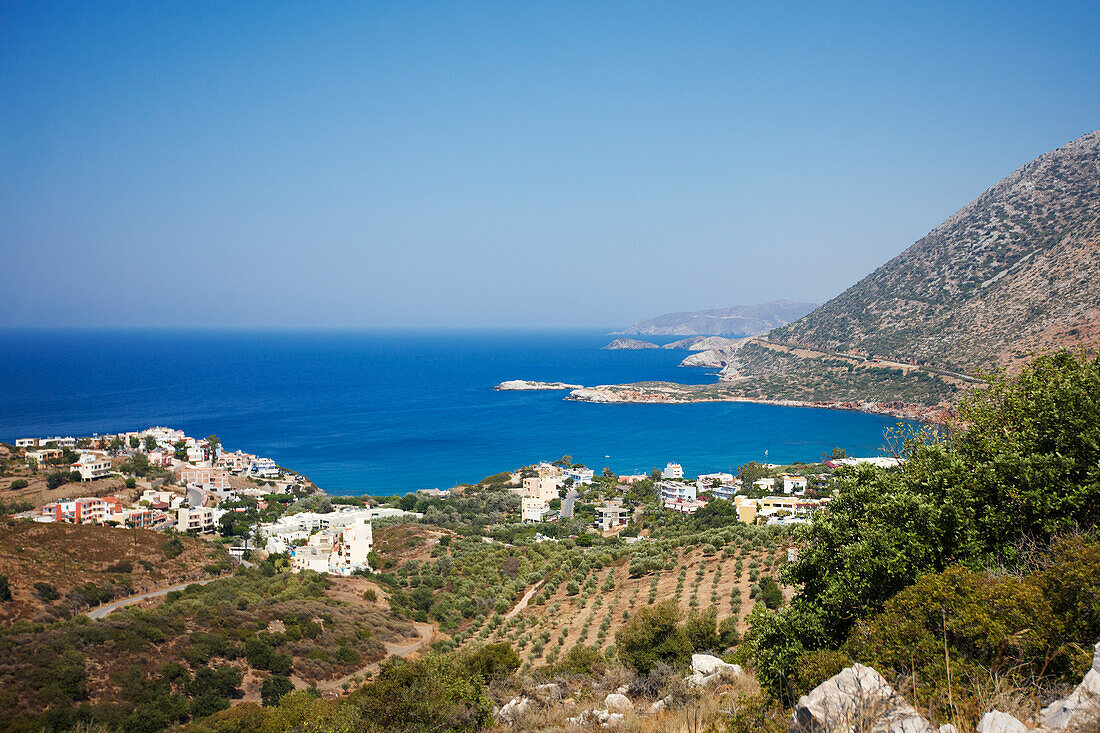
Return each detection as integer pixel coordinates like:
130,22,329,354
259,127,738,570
615,300,817,337
771,129,1100,374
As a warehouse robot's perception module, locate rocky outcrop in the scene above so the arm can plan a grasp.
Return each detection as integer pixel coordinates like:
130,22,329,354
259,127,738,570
664,336,745,351
603,338,660,350
791,663,935,733
686,653,743,686
494,380,583,391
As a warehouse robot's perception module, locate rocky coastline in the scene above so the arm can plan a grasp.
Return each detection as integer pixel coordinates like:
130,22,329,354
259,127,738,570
493,380,583,391
564,383,948,422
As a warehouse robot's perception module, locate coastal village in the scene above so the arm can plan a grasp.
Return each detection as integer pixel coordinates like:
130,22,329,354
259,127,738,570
0,425,896,580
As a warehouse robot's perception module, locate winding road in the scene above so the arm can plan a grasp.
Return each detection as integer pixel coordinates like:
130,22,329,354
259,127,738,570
313,621,436,694
87,577,218,619
561,487,579,519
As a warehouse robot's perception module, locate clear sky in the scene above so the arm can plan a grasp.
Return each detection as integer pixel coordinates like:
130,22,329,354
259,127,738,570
2,2,1098,329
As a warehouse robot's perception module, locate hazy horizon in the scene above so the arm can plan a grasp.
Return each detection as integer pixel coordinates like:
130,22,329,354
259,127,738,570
3,2,1099,329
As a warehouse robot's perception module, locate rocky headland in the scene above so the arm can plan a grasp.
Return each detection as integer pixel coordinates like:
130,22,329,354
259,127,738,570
602,337,659,350
493,380,583,391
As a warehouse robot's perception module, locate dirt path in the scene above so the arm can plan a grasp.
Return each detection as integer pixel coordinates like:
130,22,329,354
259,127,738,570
312,621,436,695
504,580,544,620
86,577,219,619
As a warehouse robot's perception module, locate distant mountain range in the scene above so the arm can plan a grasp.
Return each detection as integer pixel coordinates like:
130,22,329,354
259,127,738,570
613,300,818,337
770,129,1100,375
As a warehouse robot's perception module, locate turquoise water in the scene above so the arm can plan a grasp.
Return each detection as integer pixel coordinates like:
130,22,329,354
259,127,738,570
0,330,908,495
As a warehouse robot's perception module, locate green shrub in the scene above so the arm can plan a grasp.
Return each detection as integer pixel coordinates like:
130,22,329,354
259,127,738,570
615,599,691,673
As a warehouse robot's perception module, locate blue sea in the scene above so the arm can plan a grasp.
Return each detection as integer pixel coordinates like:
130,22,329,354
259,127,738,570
0,330,908,495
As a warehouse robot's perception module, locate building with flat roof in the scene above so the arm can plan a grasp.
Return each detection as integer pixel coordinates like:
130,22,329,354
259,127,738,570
594,501,628,531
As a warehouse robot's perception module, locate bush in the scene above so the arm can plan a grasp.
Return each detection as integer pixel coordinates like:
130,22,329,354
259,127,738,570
615,599,691,673
162,536,185,559
0,574,10,602
684,607,720,653
260,674,295,707
8,479,28,490
348,654,492,732
461,642,520,682
554,644,607,676
34,582,60,602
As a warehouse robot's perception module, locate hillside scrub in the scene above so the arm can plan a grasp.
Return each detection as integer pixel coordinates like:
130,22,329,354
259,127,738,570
746,349,1100,705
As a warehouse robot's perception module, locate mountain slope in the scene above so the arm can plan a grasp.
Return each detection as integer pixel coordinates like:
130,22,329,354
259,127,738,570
615,300,818,336
770,130,1100,374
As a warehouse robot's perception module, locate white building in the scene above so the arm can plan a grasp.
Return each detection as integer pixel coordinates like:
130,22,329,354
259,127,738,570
249,457,280,479
662,463,684,479
522,476,561,502
71,452,112,481
562,467,595,485
697,472,734,485
521,496,554,523
753,477,776,491
178,506,217,532
659,481,696,504
781,475,808,494
290,517,373,575
594,501,628,530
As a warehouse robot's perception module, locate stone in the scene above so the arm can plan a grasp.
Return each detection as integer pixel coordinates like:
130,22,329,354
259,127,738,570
692,653,736,676
648,699,667,715
496,696,532,723
976,710,1027,733
791,663,935,733
1038,641,1100,732
938,725,958,733
615,685,629,695
604,693,633,714
533,683,562,703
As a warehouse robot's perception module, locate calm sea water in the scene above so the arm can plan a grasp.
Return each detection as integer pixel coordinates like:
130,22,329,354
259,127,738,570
0,330,907,495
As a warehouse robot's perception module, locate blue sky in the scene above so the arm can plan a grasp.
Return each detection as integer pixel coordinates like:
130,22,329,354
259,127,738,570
2,1,1098,329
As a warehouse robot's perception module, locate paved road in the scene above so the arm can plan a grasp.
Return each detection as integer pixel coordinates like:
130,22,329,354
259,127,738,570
561,487,579,519
87,577,218,619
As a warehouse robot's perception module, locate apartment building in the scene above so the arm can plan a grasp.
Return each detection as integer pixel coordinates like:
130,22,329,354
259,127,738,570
594,501,628,530
180,467,232,492
178,506,217,532
71,452,112,481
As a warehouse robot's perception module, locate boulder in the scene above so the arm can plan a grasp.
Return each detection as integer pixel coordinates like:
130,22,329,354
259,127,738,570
692,653,741,677
1039,641,1100,732
496,696,532,723
976,711,1027,733
938,725,958,733
604,693,633,714
648,698,667,715
533,683,563,703
791,663,935,733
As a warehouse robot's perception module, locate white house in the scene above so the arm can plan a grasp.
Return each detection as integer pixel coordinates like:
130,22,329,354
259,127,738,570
249,457,280,479
290,517,373,575
561,467,595,485
662,463,684,479
780,474,808,494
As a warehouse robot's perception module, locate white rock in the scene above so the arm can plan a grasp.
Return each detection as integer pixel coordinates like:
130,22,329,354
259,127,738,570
648,699,667,715
496,696,532,723
533,683,562,702
1039,641,1100,732
615,685,629,695
792,663,935,733
938,725,958,733
976,710,1027,733
604,693,633,714
692,653,732,676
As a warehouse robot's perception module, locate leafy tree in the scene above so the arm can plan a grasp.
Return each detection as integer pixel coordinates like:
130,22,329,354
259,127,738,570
759,576,784,609
9,479,28,490
615,599,691,672
684,607,721,653
260,674,295,707
0,574,9,601
461,642,520,681
45,472,68,490
129,436,140,449
144,435,159,451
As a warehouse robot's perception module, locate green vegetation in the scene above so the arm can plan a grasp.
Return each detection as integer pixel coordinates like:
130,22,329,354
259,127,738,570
744,350,1100,727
